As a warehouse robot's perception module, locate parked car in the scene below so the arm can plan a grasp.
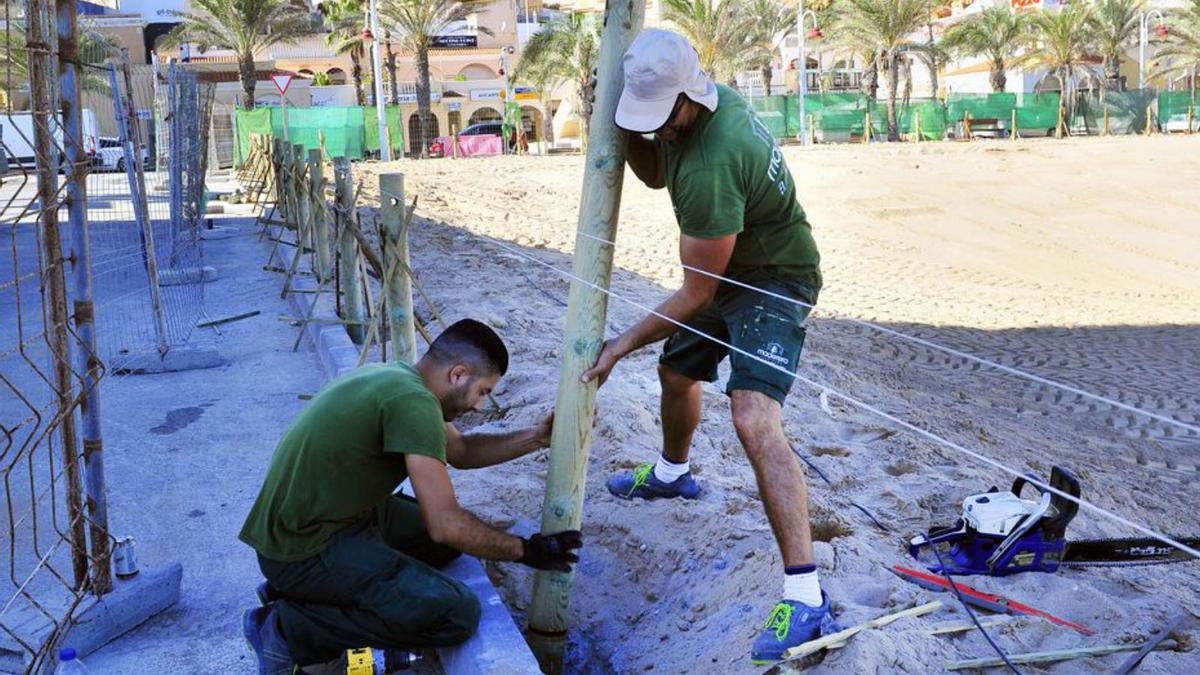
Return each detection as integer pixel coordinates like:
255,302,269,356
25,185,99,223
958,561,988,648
93,136,152,172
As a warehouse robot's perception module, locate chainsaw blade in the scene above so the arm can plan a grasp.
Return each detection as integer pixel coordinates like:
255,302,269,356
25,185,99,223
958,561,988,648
1061,537,1200,567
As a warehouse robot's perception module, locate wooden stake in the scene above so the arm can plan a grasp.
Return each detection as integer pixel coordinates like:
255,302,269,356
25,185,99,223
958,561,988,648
1102,106,1110,136
782,601,942,660
1145,104,1154,135
1011,108,1018,141
526,0,645,671
334,158,365,343
927,617,1010,636
914,111,922,143
947,639,1178,671
964,111,974,140
379,173,417,364
308,149,332,282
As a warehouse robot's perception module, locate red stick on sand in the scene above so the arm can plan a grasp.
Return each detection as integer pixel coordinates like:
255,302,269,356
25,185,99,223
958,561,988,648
891,565,1096,636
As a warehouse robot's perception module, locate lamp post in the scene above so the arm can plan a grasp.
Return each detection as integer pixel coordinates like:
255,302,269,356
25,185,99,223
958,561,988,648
1138,10,1166,91
796,2,820,145
368,0,391,160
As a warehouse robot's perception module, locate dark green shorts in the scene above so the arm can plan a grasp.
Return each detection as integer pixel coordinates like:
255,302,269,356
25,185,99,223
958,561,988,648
660,277,816,405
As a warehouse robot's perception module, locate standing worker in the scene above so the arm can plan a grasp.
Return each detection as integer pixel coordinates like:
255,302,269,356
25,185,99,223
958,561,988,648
240,319,582,674
581,30,833,663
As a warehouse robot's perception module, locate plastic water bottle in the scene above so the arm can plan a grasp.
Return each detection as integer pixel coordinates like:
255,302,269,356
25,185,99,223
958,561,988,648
54,648,89,674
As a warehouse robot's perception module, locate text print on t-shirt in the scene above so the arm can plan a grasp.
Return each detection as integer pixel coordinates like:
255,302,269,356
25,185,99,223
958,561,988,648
746,109,788,197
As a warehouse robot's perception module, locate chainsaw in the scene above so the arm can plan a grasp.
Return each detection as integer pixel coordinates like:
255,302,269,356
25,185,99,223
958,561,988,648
907,465,1200,575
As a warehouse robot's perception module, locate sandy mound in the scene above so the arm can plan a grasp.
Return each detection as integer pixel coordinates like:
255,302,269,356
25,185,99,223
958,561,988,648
352,136,1199,673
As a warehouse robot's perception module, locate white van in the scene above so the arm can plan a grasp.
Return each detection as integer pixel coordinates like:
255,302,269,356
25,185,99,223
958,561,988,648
0,109,98,171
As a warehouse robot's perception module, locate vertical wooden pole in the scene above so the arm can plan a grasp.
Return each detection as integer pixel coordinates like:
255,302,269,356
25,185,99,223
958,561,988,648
1011,109,1018,141
914,111,922,143
1102,106,1110,136
527,1,644,671
379,173,417,363
308,149,332,282
1144,104,1154,135
335,157,365,343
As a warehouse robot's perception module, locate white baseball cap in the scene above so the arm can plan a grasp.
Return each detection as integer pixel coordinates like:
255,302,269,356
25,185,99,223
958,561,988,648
615,29,718,133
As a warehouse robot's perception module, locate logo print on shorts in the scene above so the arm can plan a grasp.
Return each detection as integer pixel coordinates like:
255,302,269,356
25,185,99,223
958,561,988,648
757,342,789,366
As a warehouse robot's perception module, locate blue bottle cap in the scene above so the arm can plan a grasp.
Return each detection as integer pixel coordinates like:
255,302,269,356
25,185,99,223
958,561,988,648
59,647,77,661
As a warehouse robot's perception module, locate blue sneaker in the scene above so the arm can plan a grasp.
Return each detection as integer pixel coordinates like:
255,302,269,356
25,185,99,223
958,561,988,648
606,463,701,500
243,605,297,675
750,593,839,665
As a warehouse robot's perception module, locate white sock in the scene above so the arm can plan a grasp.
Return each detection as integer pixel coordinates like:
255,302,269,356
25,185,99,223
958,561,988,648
783,566,823,607
652,454,690,483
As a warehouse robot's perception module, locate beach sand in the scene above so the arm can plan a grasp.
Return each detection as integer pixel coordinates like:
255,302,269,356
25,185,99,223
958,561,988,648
353,135,1199,673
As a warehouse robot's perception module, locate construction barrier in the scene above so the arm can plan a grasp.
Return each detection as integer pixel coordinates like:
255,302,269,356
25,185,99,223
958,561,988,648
234,106,403,164
947,93,1017,123
1015,92,1061,134
1158,90,1198,132
1074,89,1155,135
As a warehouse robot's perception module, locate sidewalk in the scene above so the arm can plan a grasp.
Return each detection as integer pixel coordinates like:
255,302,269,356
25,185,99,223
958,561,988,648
83,215,327,673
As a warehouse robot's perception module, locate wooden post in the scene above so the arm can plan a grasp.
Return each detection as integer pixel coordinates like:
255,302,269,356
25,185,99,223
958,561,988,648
334,158,365,343
964,111,974,140
1144,104,1154,135
1102,106,1110,136
914,111,922,143
807,113,815,144
308,149,332,282
1188,105,1195,134
379,173,417,363
1011,108,1018,141
526,1,645,671
864,111,872,143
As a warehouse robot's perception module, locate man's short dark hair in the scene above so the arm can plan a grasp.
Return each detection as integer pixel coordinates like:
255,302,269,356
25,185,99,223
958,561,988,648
426,319,509,376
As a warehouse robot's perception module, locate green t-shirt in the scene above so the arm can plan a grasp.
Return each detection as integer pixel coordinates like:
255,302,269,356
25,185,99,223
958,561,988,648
660,84,821,290
239,362,447,562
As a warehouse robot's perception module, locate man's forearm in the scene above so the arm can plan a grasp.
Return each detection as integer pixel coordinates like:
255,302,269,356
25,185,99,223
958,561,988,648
624,133,663,188
454,427,545,469
436,507,525,561
613,287,711,359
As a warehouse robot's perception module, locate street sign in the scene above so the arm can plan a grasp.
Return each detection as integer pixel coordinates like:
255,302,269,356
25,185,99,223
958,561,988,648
271,74,293,96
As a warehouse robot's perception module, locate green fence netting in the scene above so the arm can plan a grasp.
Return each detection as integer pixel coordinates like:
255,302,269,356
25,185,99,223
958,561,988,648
947,93,1016,123
1159,91,1198,131
1015,92,1060,132
899,99,948,140
1072,89,1154,135
363,106,406,155
235,108,273,166
271,106,367,159
749,95,791,139
236,106,382,163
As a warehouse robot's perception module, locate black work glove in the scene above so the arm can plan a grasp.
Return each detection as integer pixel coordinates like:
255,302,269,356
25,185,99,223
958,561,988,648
519,530,582,572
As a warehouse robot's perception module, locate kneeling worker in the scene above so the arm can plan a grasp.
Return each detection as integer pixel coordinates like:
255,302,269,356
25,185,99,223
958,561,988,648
239,319,582,673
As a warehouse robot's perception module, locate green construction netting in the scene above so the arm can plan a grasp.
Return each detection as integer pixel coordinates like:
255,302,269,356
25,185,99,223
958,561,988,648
363,106,406,155
899,99,947,140
946,93,1016,123
1015,92,1060,131
235,106,375,163
1073,90,1154,135
1159,91,1198,130
235,108,272,166
749,95,791,139
272,107,366,159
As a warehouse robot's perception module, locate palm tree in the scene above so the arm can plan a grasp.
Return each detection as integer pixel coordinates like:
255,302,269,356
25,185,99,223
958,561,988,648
833,0,933,140
739,0,798,95
1150,0,1200,98
1088,0,1144,92
1025,3,1097,137
381,0,492,158
941,6,1031,93
514,11,601,141
662,0,756,82
162,0,314,110
319,0,368,107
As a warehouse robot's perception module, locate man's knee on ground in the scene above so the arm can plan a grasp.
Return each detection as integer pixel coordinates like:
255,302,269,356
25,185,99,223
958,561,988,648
658,363,699,394
436,583,482,645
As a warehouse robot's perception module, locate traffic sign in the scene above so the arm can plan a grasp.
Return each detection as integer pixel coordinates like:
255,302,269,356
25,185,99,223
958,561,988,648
271,74,293,96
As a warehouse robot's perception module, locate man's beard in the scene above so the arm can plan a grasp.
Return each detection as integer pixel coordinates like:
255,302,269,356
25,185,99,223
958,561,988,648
443,383,474,421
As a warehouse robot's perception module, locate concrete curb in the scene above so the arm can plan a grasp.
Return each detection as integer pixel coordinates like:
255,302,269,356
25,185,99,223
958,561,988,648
286,278,541,674
66,563,183,659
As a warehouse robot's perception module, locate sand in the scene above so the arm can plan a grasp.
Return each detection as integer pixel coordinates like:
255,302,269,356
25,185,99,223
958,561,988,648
352,135,1199,674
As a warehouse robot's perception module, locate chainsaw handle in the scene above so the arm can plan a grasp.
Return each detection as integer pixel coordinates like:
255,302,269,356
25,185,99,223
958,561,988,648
1010,473,1042,499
